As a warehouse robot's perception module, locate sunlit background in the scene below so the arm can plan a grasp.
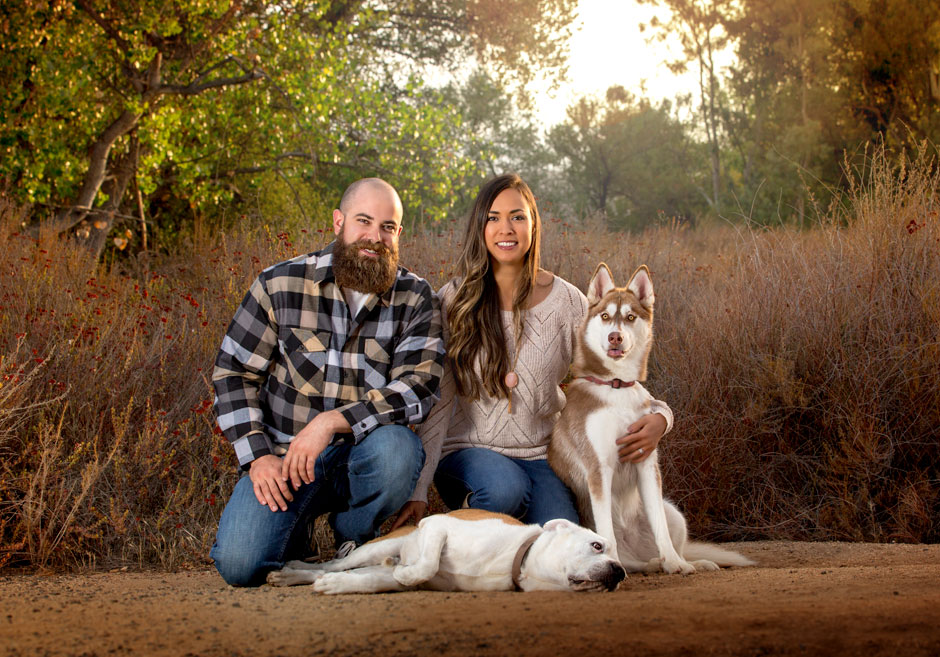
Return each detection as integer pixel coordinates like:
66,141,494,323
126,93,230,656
534,0,700,126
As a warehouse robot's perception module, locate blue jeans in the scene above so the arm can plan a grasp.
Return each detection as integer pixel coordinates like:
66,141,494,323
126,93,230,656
210,424,424,587
434,448,579,525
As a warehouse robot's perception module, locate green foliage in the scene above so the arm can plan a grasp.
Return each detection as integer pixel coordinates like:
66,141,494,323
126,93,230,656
0,0,576,257
549,86,708,229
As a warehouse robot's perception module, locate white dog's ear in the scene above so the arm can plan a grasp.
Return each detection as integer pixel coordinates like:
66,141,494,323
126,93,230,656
543,518,578,533
587,263,615,305
627,265,654,309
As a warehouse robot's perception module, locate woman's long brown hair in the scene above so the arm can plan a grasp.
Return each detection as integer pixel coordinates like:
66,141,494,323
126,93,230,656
447,173,542,401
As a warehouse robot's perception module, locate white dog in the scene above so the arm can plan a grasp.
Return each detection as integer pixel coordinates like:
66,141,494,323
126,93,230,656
266,509,626,593
548,263,755,575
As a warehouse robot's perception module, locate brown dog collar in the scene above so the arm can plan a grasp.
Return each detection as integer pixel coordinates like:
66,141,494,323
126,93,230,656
511,532,542,591
579,376,635,389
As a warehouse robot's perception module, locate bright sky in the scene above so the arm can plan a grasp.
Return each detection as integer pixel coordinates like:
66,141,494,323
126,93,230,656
530,0,715,128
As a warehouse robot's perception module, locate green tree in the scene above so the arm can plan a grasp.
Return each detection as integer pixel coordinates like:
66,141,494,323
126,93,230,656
0,0,577,258
637,0,734,212
722,0,940,225
549,86,706,230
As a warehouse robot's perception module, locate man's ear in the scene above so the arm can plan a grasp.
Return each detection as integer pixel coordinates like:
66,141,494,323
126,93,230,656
333,209,344,236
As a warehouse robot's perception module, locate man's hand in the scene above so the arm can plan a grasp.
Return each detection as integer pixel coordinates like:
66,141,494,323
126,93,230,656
390,501,427,531
249,454,294,511
616,412,668,463
281,410,351,489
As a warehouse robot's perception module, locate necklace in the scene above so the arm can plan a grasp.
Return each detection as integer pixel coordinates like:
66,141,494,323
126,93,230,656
505,316,525,414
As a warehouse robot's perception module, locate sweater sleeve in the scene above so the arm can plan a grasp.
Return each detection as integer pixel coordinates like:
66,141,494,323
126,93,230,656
411,280,457,503
649,399,674,434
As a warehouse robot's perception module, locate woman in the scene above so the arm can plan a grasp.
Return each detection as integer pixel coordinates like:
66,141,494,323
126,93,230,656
392,174,672,528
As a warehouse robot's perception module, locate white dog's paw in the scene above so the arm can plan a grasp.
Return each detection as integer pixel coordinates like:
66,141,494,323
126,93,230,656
313,572,355,595
267,567,321,587
690,559,720,572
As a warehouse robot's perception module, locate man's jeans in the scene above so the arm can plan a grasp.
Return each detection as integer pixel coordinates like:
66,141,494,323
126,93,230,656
434,447,579,526
210,424,424,587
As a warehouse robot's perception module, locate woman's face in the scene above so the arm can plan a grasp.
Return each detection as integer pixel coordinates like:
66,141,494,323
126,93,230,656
483,188,533,269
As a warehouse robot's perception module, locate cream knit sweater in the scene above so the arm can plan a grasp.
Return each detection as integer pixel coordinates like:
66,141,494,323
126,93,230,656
410,275,674,504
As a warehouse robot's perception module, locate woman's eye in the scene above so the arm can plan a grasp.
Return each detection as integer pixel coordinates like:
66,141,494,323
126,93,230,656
512,214,526,221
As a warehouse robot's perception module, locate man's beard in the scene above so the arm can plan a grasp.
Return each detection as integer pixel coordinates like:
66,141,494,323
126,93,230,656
333,234,399,295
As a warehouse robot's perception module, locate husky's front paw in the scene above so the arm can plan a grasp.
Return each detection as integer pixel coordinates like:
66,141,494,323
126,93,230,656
690,559,720,572
661,558,696,575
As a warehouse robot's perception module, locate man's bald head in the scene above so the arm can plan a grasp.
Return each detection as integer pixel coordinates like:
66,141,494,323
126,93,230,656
339,178,402,215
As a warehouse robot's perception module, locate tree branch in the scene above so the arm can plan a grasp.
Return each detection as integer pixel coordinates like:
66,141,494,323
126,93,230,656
157,55,263,96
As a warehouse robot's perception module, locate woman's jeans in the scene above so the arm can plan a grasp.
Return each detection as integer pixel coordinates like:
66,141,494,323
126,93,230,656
434,447,579,525
210,424,424,586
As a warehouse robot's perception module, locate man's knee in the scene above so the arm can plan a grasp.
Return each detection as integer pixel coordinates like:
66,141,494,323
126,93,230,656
211,542,270,587
351,424,425,486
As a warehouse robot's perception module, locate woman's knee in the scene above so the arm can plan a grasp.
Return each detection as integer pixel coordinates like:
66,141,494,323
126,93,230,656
436,450,531,516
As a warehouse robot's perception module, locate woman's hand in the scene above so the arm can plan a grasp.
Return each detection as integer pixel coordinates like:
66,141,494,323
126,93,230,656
615,412,668,463
390,501,427,530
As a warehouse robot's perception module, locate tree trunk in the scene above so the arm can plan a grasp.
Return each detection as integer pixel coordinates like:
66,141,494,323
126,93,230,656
40,109,141,237
75,136,140,259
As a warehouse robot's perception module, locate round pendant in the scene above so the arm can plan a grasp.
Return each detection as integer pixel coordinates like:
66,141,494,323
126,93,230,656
504,372,519,389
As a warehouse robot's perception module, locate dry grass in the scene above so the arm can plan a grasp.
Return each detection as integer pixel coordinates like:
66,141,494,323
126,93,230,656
1,145,937,571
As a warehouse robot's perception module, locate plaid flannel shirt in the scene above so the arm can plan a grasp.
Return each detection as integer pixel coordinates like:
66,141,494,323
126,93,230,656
212,241,445,469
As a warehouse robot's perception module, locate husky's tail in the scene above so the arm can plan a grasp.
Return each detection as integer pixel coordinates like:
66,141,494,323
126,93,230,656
684,541,756,567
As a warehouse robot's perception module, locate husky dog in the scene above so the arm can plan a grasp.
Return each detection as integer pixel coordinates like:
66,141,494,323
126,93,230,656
548,263,754,574
266,509,625,593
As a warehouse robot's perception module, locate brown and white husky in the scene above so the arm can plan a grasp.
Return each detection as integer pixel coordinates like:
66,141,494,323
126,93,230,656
549,263,754,574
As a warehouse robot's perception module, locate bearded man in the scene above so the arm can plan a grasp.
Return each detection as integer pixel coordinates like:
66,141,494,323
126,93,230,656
210,178,444,587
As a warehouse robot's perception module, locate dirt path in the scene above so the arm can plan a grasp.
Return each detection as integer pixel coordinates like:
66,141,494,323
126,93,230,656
2,541,939,657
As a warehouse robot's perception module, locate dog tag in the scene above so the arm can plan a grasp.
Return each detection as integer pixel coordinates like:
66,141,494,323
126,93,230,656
504,372,518,388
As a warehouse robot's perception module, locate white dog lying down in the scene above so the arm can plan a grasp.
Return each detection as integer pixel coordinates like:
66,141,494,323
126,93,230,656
266,509,626,593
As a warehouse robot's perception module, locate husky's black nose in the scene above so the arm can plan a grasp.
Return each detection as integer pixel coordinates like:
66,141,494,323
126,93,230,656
608,331,623,346
604,562,626,590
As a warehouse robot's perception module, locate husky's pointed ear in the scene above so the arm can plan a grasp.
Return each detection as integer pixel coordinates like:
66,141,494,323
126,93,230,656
543,518,578,533
627,265,654,309
587,263,615,305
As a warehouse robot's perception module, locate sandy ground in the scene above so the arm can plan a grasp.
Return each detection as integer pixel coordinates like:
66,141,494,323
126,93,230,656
2,541,939,657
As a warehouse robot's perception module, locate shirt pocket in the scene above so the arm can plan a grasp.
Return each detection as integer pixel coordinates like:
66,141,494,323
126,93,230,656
283,327,330,394
361,337,392,390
